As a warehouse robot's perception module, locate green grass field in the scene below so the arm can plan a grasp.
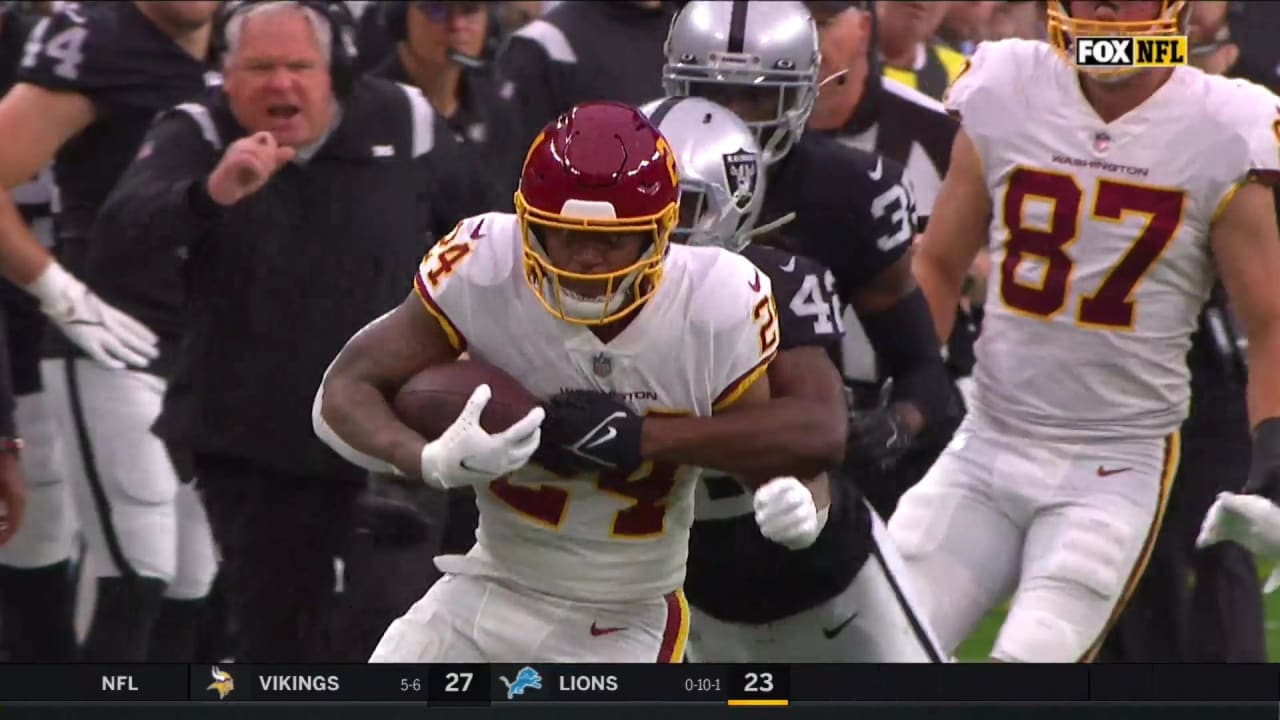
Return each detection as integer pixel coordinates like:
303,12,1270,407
952,563,1280,661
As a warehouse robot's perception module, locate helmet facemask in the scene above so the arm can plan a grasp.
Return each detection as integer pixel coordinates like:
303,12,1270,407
517,196,677,326
665,64,817,166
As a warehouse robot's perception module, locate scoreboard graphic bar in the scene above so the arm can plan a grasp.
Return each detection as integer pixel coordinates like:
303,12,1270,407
0,663,1276,704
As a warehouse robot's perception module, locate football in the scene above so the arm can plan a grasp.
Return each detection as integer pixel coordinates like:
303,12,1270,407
392,359,541,440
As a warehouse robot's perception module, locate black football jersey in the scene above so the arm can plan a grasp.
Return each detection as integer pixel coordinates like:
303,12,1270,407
17,2,212,241
0,5,32,94
684,243,863,624
687,468,873,624
742,243,843,353
760,133,920,298
16,2,212,354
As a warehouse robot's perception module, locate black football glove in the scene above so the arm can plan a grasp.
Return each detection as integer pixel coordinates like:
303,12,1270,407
1243,417,1280,503
845,404,915,471
535,389,645,476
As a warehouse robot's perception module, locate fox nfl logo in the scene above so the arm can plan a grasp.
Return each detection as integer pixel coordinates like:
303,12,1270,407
1074,36,1188,68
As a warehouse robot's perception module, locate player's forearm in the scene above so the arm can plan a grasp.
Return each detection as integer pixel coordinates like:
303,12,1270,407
315,376,427,478
1246,323,1280,428
641,397,844,481
0,190,54,286
860,287,953,433
912,247,966,343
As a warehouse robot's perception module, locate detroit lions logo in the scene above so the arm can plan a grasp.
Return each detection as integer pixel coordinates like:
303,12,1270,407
499,667,543,700
721,149,759,210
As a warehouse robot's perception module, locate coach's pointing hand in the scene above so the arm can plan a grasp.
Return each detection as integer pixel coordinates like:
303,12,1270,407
206,131,297,206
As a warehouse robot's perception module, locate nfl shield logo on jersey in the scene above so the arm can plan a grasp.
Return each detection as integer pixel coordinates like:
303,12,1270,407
592,352,613,378
1092,131,1112,154
722,150,759,209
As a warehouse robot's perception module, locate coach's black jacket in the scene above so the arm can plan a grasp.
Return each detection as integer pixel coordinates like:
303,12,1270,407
92,76,486,479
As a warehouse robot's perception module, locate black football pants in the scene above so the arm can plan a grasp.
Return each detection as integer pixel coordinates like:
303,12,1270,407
194,454,363,662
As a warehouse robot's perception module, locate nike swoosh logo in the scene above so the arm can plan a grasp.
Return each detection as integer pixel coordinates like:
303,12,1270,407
585,425,617,450
569,411,627,468
590,622,627,636
748,270,761,292
868,157,883,181
1096,465,1134,477
470,217,486,240
822,612,858,639
779,256,796,272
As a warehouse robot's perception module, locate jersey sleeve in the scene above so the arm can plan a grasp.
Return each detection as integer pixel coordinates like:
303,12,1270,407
16,5,201,116
412,214,502,353
1226,80,1280,186
1200,78,1280,218
743,245,844,352
942,39,1028,162
698,252,779,412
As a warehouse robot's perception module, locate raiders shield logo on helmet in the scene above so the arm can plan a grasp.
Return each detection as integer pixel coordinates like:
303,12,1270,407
722,150,759,210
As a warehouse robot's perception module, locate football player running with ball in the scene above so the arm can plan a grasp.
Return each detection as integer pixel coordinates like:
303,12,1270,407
315,101,786,663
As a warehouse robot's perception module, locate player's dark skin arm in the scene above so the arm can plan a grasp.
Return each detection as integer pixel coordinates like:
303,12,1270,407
316,293,460,477
641,345,847,482
849,251,929,434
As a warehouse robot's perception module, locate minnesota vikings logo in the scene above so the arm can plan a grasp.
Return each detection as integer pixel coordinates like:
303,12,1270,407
207,666,235,700
721,150,759,210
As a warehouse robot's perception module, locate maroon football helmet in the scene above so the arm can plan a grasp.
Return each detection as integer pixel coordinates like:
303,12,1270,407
515,101,680,325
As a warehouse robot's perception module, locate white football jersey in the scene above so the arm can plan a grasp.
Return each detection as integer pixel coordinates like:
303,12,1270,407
414,212,779,602
947,39,1280,441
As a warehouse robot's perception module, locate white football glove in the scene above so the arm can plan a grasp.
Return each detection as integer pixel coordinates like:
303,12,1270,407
419,384,545,490
24,262,159,370
754,476,829,550
1197,491,1280,592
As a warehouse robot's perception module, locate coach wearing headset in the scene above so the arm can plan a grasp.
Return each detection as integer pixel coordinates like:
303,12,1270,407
372,1,520,208
90,0,485,662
